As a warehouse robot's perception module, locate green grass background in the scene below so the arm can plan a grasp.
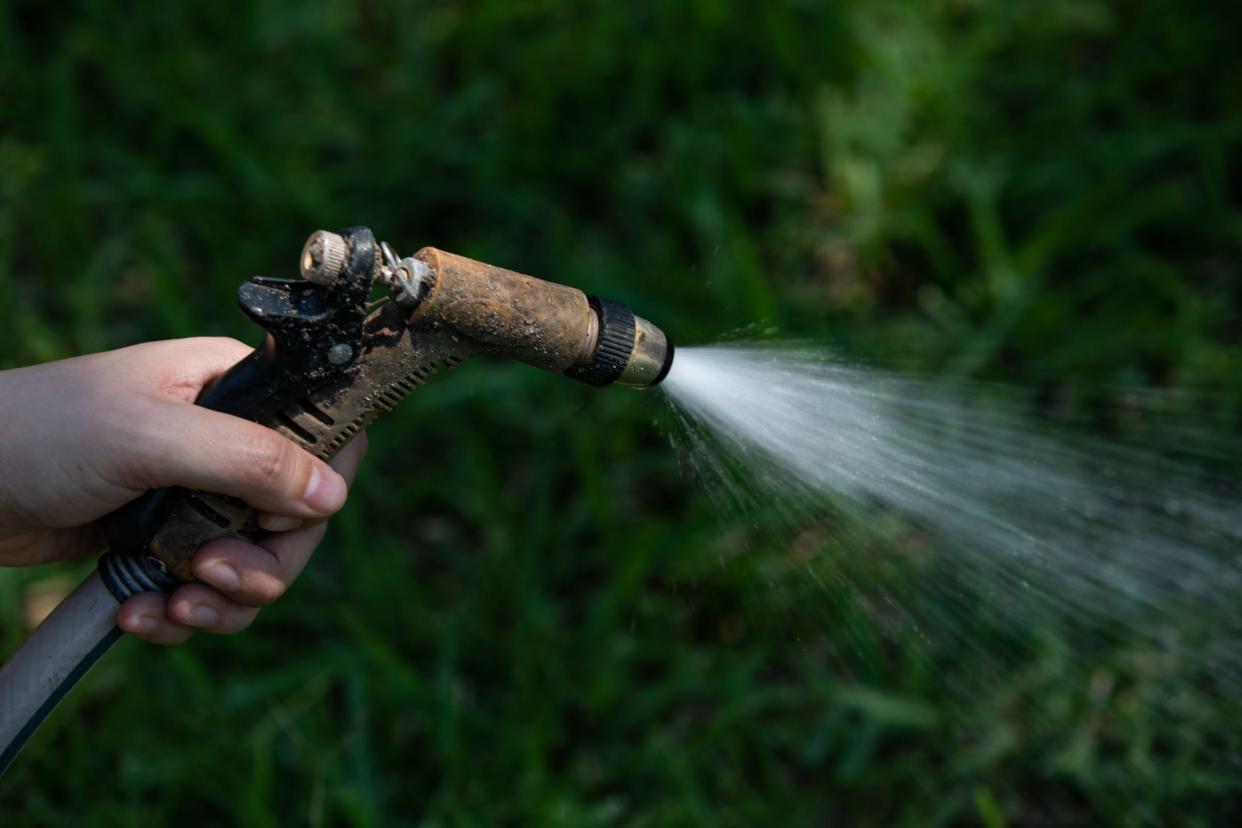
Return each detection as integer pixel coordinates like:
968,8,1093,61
2,1,1241,824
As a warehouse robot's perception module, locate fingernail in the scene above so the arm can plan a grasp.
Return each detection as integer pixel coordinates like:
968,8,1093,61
201,560,241,592
129,614,159,635
187,604,219,627
258,513,304,533
303,463,347,513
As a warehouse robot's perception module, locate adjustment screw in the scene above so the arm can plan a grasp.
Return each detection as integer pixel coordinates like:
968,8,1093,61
301,230,348,286
327,343,353,365
393,256,433,308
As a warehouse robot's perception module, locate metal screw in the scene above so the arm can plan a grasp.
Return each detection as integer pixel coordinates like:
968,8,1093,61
301,230,348,286
327,343,353,365
393,256,432,309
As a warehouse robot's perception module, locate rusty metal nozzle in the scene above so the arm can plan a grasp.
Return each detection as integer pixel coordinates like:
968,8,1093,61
402,247,674,389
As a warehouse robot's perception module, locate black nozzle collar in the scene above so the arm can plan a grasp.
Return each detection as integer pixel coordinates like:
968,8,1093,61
565,295,635,387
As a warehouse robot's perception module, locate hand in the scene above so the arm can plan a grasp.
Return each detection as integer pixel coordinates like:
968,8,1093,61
0,337,367,644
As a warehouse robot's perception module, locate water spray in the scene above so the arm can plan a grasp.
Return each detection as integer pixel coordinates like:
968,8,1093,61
0,226,674,773
663,344,1242,717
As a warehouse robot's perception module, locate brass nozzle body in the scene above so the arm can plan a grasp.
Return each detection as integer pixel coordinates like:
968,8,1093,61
406,248,673,388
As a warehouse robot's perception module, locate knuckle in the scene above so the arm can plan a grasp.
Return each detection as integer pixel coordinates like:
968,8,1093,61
197,337,254,366
206,336,248,352
258,577,288,604
244,574,286,606
245,433,298,492
106,404,170,487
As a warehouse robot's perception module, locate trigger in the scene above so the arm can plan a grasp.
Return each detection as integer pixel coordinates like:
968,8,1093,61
237,278,333,334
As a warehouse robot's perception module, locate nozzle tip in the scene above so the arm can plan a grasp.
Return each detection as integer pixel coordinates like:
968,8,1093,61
616,313,672,388
652,335,675,385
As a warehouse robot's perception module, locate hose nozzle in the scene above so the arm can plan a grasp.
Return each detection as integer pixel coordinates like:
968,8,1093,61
400,246,674,389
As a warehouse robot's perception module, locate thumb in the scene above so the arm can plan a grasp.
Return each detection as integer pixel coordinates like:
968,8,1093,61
128,401,349,518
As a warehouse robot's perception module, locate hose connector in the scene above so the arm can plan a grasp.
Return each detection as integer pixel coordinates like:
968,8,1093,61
99,550,181,601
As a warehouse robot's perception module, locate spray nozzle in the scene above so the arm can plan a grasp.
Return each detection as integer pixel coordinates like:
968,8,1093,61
298,229,673,389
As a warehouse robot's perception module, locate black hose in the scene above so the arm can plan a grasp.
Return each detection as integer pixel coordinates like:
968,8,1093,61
0,571,124,775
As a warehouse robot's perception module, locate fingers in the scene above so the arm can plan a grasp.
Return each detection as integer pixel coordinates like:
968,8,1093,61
191,529,326,607
122,529,326,641
146,338,256,403
117,431,369,644
116,585,261,643
193,433,367,605
166,584,261,634
130,402,348,519
116,592,194,646
254,432,368,532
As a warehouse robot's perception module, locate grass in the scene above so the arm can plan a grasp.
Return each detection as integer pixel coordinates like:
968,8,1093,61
2,0,1241,824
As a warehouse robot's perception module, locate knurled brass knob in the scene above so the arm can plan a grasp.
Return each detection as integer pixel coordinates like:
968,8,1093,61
300,230,348,286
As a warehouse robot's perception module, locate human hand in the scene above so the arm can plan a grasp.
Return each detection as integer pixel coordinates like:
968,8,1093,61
0,337,367,644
